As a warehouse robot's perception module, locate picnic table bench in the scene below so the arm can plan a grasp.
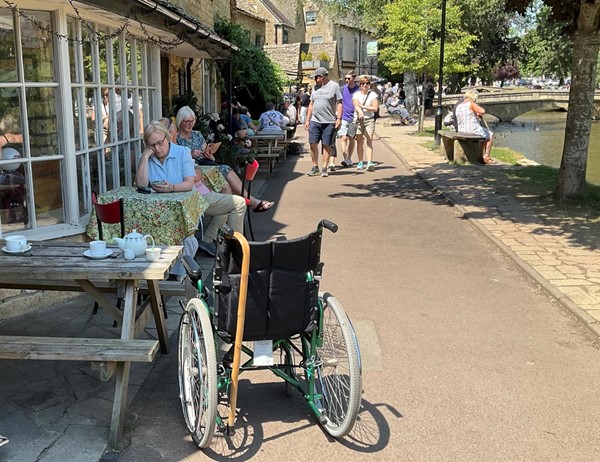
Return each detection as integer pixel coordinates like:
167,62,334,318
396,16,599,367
0,241,182,447
438,130,486,164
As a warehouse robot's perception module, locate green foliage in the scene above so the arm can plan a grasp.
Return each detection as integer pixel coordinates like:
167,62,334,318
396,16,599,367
378,0,477,77
301,51,313,61
316,51,331,62
215,17,284,103
519,5,572,79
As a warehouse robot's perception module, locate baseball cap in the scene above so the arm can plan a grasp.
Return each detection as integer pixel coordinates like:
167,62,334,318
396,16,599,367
311,67,328,78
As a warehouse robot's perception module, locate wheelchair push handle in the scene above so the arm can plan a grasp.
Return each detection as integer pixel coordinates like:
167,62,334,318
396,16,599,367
319,219,338,233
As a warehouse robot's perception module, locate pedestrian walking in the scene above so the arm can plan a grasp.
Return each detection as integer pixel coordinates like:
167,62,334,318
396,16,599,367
352,76,379,172
303,67,342,177
337,72,360,168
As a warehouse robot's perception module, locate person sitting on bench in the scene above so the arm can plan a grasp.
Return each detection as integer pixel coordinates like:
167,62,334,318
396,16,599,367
454,89,494,164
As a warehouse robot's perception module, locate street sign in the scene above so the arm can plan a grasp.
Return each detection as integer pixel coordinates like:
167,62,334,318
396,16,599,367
366,41,378,57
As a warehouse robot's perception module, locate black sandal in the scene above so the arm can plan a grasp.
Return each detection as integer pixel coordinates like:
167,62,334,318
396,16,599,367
253,200,274,213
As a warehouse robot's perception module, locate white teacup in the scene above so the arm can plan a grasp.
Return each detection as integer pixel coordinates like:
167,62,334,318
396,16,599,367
5,235,27,252
89,240,107,256
145,247,161,262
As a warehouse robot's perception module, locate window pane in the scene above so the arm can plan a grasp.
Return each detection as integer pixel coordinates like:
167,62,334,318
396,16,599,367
0,162,29,231
85,88,97,149
72,88,82,150
98,27,108,84
0,87,23,160
0,9,17,83
32,159,64,226
21,11,54,82
136,41,143,84
27,87,60,157
67,17,80,83
76,153,90,219
82,28,94,84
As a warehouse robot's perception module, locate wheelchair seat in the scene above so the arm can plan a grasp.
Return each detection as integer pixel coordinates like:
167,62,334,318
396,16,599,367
213,231,322,341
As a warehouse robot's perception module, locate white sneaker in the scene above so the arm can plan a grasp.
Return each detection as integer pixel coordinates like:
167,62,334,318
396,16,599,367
356,161,364,170
321,169,328,177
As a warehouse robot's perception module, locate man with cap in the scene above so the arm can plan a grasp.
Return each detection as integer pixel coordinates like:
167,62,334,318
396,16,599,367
304,67,343,177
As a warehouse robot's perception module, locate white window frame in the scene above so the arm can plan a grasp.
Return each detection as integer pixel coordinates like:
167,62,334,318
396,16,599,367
305,11,317,24
0,4,161,240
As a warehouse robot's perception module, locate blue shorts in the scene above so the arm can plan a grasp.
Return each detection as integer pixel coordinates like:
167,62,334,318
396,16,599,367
309,122,337,146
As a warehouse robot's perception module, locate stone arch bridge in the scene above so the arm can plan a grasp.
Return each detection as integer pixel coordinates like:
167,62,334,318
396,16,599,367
441,90,600,122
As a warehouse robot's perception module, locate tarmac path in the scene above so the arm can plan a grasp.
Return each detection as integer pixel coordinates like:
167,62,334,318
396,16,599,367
115,130,600,462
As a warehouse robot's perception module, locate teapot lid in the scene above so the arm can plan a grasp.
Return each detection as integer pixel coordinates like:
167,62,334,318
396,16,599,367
125,228,143,238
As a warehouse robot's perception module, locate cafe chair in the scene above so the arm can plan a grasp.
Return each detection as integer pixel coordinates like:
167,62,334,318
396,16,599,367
242,159,260,241
91,191,125,324
92,191,125,241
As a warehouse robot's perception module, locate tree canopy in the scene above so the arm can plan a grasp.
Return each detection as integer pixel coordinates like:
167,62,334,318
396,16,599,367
378,0,476,78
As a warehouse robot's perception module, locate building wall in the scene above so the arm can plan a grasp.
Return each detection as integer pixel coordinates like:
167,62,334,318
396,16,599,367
236,12,267,45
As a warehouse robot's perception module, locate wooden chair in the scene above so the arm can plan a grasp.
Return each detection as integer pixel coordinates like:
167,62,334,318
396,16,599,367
92,191,125,241
91,191,125,323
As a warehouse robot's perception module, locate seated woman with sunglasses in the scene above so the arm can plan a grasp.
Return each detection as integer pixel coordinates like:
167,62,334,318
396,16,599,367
136,120,198,278
175,106,274,213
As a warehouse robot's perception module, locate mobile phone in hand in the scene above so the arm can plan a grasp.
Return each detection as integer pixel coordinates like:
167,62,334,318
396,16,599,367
151,180,166,186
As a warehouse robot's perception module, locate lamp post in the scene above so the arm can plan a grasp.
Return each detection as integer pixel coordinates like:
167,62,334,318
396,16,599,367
434,0,447,146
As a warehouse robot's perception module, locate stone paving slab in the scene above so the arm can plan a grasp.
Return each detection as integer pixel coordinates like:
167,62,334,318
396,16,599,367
375,112,600,332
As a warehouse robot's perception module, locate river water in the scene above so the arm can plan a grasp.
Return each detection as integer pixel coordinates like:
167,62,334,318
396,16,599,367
490,110,600,185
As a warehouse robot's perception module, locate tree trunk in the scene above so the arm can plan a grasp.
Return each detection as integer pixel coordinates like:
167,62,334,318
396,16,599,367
404,71,418,113
556,3,600,200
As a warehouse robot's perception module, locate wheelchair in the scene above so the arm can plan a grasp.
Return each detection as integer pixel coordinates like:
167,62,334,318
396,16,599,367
178,220,362,448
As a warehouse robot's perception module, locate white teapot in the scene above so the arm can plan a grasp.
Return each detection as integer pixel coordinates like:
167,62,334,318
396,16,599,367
113,229,154,257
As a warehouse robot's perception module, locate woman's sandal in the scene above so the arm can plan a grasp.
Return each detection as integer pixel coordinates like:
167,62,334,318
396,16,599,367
483,156,495,165
253,200,274,213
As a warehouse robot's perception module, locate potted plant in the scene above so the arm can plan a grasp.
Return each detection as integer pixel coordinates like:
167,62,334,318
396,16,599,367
316,52,331,68
301,51,313,69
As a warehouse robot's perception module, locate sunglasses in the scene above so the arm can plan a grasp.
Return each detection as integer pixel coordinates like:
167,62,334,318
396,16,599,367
345,76,356,80
360,82,371,86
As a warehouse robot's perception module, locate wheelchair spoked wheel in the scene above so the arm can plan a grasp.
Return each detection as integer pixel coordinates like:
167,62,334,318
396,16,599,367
314,294,362,438
178,298,218,448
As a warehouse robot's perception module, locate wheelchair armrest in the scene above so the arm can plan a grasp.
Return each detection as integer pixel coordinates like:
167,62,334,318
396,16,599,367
182,255,202,286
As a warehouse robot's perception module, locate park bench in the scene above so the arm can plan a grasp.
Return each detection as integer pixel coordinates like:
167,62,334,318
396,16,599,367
438,130,486,164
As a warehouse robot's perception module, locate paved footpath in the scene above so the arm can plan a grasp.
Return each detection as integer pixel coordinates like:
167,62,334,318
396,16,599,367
376,115,600,336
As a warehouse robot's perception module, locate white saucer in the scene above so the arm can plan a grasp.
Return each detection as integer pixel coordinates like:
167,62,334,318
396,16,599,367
2,244,32,254
83,249,113,260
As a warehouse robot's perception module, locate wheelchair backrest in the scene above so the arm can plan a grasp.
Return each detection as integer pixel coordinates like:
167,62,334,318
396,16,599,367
213,231,322,341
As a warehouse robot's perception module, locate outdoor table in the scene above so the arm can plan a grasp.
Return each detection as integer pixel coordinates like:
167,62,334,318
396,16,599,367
248,133,285,175
0,241,181,445
249,132,285,156
86,187,208,245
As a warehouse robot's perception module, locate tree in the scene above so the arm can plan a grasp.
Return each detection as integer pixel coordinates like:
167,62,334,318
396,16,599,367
519,4,572,82
493,62,520,85
214,18,284,105
378,0,476,78
507,0,600,200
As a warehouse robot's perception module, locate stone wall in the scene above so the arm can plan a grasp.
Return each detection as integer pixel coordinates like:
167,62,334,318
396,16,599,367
263,43,302,81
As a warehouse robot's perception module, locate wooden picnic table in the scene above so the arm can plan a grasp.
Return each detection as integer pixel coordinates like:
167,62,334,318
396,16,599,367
248,132,285,175
0,241,181,446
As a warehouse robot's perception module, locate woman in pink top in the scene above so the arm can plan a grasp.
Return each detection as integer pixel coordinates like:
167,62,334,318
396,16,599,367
455,89,494,164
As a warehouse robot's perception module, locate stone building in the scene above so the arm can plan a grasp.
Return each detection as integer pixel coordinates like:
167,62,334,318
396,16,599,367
0,0,235,316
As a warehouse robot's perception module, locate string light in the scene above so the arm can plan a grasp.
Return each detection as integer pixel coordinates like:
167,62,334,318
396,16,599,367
2,0,185,51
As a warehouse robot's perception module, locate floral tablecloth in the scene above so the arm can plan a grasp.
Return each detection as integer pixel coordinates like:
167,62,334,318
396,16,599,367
198,166,227,193
86,187,208,245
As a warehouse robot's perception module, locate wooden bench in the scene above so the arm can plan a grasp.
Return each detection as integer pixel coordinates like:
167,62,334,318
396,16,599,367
254,149,283,176
0,336,159,381
438,130,486,164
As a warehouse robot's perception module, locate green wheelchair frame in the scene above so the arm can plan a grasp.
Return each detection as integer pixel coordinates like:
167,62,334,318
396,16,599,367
178,220,362,448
